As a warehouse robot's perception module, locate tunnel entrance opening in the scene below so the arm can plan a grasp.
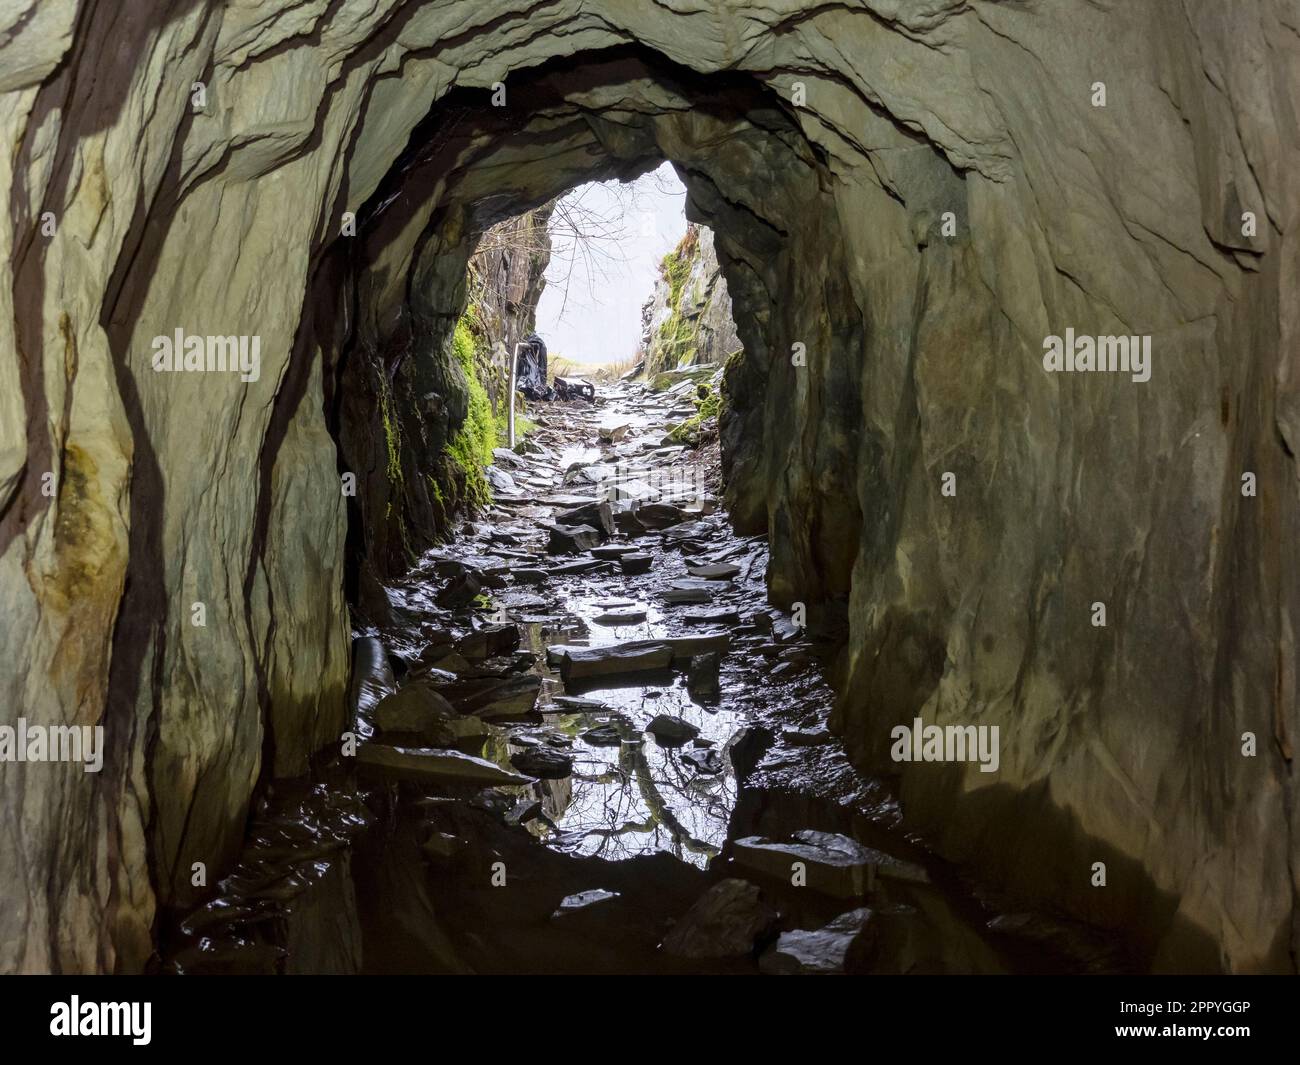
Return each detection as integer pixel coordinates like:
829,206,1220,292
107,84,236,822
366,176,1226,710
319,45,848,619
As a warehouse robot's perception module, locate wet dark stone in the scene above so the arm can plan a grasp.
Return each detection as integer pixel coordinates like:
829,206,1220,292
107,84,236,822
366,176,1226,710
581,723,624,746
593,607,647,625
726,725,774,780
730,831,892,899
558,641,674,680
619,552,653,575
552,888,620,918
553,696,608,712
661,585,713,604
685,561,741,580
772,618,801,641
549,558,608,575
373,682,456,739
437,569,484,607
555,500,615,536
421,831,468,863
646,714,700,746
758,908,876,975
547,523,603,554
357,744,535,787
510,747,574,779
505,799,543,826
456,623,520,660
437,673,542,719
682,606,742,626
687,652,721,700
486,466,516,493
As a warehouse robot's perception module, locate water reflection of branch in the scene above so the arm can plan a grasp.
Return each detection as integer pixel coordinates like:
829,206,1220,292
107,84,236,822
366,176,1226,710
627,741,717,858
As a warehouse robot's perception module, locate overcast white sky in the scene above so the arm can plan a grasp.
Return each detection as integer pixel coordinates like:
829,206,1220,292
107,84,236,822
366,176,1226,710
535,162,688,366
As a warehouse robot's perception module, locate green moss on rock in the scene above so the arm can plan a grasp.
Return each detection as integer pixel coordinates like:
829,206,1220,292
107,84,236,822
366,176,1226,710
444,309,497,508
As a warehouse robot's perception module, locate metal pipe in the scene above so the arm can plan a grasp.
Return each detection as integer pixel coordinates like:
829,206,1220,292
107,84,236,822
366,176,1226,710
508,341,520,449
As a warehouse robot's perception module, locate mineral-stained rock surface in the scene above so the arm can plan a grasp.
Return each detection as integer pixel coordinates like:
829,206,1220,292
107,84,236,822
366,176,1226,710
0,0,1296,974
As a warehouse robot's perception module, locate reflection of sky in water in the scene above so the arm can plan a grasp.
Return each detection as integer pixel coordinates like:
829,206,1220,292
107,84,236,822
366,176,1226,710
518,592,742,869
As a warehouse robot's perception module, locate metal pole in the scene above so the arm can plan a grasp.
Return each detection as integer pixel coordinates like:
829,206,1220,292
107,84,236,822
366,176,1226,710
508,342,520,449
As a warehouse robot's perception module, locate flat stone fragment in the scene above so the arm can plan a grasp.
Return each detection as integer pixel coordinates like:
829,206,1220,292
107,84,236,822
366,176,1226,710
559,641,674,680
435,674,542,719
731,832,877,898
759,908,876,974
661,583,715,604
590,544,639,560
552,889,620,918
681,606,742,626
685,561,741,580
646,714,700,745
546,523,603,554
592,608,648,625
509,746,573,779
356,744,535,787
581,723,625,746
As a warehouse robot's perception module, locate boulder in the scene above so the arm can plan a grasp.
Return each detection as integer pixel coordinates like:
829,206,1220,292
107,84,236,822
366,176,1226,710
590,544,639,560
630,502,685,529
681,606,741,626
661,582,715,605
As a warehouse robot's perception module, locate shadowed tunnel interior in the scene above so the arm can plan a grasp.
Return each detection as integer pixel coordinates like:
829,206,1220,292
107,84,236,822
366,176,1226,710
0,0,1296,979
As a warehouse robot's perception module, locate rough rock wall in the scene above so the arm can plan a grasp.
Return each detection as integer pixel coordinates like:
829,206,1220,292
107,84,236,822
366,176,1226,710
471,205,554,368
0,1,1296,974
640,223,740,376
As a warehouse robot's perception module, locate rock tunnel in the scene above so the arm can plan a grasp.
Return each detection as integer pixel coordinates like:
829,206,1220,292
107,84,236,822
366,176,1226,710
0,0,1296,978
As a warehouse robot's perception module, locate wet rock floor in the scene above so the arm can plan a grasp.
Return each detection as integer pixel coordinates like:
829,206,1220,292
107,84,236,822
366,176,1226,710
166,374,1125,975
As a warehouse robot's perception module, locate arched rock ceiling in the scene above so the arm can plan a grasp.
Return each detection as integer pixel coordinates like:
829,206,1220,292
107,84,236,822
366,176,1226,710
0,0,1296,974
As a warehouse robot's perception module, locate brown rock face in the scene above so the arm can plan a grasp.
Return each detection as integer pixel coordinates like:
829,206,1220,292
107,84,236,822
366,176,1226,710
0,1,1296,974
